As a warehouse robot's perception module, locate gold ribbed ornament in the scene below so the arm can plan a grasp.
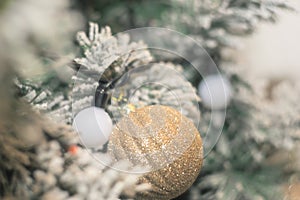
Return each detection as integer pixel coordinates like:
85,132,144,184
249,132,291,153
108,105,203,200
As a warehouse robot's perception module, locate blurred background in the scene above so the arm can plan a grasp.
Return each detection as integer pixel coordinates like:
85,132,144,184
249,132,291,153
0,0,299,199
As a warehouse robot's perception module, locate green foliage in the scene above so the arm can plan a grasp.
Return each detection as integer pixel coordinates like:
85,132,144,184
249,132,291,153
76,0,170,31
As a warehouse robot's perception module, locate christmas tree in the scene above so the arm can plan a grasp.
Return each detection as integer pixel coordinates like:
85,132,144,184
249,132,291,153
0,0,299,199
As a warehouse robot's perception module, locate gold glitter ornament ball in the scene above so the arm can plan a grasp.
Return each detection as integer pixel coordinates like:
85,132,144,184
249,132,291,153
108,105,203,200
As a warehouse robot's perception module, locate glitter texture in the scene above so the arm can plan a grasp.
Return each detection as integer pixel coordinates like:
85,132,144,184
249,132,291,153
108,105,203,199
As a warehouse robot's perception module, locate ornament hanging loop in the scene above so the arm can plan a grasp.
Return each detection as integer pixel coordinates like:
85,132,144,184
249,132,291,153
94,81,110,109
94,71,128,109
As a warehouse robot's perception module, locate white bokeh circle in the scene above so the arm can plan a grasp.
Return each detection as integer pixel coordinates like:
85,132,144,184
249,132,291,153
72,27,227,173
